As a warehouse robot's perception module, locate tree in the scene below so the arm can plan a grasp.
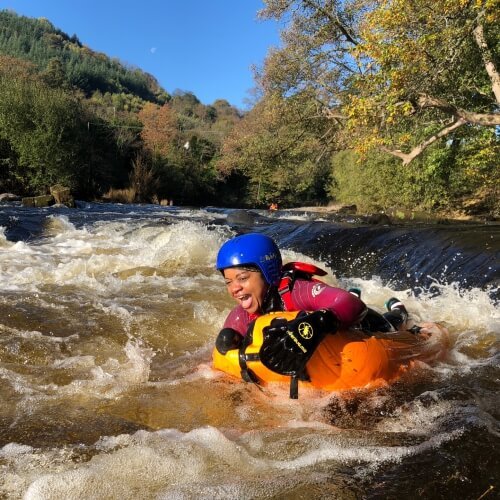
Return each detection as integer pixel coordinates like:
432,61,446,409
138,102,179,157
259,0,499,165
217,91,333,206
0,10,169,104
351,0,500,164
128,153,158,202
0,70,87,193
42,57,67,88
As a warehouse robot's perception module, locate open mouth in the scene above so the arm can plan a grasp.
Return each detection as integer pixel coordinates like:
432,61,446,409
237,294,253,310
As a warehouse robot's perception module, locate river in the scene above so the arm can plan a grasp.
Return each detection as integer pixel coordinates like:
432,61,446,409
0,201,498,499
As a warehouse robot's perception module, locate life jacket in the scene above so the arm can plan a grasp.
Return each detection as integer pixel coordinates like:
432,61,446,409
277,261,328,311
237,262,330,398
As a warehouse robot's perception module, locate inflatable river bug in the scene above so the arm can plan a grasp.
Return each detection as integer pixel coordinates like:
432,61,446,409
212,311,449,398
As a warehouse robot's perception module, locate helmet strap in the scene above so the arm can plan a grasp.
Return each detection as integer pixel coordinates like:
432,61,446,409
262,285,282,313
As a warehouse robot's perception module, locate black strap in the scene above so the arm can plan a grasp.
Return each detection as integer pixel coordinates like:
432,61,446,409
238,325,261,385
238,347,260,384
237,318,312,399
289,374,299,399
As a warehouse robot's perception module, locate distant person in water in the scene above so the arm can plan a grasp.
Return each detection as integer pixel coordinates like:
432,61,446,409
269,202,278,211
214,233,408,358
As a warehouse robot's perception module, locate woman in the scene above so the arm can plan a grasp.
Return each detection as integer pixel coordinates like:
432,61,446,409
215,232,366,356
215,233,408,357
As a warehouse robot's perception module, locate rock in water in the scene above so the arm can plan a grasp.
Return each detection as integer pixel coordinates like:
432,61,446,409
50,185,75,208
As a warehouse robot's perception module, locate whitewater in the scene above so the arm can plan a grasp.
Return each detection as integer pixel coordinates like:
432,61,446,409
0,202,498,499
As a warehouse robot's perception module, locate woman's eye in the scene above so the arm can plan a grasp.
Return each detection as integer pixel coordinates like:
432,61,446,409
225,274,250,286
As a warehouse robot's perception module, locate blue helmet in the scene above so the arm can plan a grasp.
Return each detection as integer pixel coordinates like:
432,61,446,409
216,233,282,285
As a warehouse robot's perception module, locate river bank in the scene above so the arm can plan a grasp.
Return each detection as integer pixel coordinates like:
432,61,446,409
2,188,498,223
287,202,499,223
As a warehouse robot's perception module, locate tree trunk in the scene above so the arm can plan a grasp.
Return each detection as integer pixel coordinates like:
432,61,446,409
473,23,500,104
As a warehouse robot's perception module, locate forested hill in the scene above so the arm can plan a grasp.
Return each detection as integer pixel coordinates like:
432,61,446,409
0,9,168,103
0,9,246,206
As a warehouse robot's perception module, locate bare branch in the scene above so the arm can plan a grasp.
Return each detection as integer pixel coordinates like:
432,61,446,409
302,0,359,46
381,118,467,165
418,94,500,126
323,108,346,120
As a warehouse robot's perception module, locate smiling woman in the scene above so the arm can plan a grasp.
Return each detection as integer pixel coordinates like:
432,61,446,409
213,233,368,365
212,232,450,399
223,266,267,315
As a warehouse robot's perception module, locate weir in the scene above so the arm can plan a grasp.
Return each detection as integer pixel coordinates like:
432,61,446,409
2,203,497,295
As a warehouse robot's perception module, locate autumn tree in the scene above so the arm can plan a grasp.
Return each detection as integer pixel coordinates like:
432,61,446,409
351,0,500,164
259,0,499,165
138,102,179,158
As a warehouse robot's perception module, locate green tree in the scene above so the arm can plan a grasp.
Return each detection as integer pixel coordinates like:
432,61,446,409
218,92,333,206
42,57,67,88
0,9,169,104
0,72,87,193
259,0,499,165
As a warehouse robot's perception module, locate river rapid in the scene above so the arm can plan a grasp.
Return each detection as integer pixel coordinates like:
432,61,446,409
0,202,498,499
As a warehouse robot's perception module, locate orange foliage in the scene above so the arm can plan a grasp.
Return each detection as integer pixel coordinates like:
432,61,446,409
0,55,38,79
138,102,178,157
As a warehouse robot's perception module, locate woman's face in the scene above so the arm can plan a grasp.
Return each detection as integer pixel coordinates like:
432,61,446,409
223,267,268,315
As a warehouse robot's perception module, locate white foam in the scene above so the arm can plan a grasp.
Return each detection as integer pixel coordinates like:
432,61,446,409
0,220,209,297
58,340,155,395
375,395,460,435
0,225,12,247
12,423,464,499
0,442,34,457
45,214,77,235
269,428,463,469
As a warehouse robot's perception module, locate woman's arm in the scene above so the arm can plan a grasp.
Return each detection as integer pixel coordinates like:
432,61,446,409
290,280,367,328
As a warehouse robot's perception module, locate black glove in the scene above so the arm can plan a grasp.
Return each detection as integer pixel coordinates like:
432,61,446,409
259,309,338,376
215,328,243,354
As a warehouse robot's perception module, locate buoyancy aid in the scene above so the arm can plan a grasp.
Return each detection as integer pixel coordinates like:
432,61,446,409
239,262,331,398
277,262,328,311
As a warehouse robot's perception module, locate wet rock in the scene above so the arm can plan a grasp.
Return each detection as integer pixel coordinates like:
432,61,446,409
22,195,55,208
50,184,75,208
226,210,260,226
337,204,357,214
367,213,392,225
0,193,21,202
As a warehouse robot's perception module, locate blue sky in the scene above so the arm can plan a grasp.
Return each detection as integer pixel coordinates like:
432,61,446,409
3,0,281,109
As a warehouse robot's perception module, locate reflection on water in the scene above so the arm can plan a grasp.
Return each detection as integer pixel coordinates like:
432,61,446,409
0,203,498,499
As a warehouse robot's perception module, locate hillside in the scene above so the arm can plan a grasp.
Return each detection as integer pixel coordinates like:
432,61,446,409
0,9,168,103
0,9,246,206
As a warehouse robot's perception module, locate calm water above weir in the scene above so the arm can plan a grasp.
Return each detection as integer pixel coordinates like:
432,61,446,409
0,202,498,499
